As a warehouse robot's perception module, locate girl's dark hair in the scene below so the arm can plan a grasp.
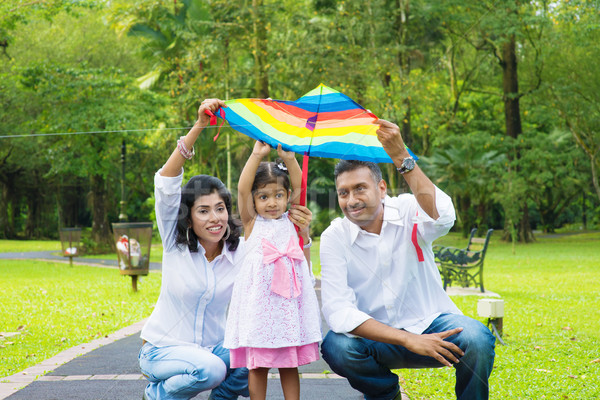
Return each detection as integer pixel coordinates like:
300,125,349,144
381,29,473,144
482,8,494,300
175,175,241,252
251,159,291,194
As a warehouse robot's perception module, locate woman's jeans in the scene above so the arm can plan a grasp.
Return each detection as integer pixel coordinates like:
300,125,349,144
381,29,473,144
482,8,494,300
321,313,496,400
139,341,249,400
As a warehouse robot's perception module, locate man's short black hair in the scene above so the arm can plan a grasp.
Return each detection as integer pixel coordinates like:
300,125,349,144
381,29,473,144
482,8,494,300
334,160,383,185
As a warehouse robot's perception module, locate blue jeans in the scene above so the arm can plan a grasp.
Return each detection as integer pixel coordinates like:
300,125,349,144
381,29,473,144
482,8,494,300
321,313,495,400
139,341,249,400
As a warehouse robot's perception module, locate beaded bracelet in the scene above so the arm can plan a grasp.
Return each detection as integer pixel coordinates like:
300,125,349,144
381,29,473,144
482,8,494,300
303,237,312,249
177,136,195,160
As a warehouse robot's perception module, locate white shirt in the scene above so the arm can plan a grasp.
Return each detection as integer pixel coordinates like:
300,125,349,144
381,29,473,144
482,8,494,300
320,186,461,335
140,169,244,349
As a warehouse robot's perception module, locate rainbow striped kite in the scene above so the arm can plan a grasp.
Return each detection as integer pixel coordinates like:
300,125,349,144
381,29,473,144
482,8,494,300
215,84,417,163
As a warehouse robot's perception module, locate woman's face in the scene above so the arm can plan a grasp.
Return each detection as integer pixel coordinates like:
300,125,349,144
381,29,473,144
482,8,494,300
190,191,229,248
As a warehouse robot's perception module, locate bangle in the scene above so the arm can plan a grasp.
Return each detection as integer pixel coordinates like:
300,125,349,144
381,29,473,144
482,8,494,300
303,237,312,249
177,136,195,160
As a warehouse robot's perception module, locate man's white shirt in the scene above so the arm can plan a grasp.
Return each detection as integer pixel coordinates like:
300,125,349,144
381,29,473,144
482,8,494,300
320,186,461,335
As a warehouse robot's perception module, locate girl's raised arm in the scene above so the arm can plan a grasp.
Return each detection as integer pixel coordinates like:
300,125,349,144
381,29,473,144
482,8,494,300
276,144,302,206
161,99,225,177
238,141,271,233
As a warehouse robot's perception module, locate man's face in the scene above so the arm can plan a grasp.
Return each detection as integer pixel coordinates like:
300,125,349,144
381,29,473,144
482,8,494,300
335,167,387,233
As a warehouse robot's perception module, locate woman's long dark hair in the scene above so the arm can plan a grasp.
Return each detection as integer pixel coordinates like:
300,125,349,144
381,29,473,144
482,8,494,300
175,175,241,252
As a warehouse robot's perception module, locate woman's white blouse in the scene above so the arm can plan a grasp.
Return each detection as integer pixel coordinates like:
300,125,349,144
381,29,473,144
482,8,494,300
140,168,244,349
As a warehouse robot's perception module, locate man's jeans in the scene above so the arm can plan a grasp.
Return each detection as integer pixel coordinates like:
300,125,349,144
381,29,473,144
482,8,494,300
321,313,496,400
139,341,249,400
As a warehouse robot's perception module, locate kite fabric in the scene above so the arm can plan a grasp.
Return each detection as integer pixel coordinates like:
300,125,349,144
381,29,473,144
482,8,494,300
214,84,417,163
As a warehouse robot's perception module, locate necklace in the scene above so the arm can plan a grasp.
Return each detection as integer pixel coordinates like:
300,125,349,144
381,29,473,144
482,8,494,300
204,242,223,262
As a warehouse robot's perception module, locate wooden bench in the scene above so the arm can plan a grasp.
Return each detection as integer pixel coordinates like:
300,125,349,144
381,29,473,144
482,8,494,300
434,229,494,292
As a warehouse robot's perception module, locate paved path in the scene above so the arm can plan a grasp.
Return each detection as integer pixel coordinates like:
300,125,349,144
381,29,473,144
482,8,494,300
0,250,162,270
0,252,363,400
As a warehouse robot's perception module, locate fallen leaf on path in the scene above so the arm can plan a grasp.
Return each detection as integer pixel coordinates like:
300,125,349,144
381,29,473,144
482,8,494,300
590,359,600,364
562,326,573,331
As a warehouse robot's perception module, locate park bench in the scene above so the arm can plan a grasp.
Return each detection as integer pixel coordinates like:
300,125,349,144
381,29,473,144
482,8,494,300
434,228,494,292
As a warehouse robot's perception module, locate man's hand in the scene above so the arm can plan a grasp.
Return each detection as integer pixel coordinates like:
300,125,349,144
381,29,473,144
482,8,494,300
402,328,465,367
351,319,463,367
373,119,410,162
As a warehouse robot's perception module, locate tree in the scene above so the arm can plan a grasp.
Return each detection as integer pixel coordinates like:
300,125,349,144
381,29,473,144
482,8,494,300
546,1,600,203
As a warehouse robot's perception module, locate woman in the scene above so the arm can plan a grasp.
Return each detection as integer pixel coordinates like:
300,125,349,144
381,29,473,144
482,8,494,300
138,98,313,400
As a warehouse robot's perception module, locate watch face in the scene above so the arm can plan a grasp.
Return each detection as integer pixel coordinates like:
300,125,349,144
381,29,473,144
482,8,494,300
403,157,415,171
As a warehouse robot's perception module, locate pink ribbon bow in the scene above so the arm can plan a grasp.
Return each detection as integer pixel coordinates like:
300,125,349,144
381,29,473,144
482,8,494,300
262,237,304,299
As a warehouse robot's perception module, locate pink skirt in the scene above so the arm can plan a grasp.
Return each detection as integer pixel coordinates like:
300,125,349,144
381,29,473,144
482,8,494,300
230,342,319,370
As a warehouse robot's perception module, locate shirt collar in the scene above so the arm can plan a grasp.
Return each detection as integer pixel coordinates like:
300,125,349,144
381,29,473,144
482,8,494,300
383,195,405,227
199,241,234,264
345,196,405,245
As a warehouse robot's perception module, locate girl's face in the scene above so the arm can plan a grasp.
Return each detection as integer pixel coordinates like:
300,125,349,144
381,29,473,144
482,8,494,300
190,191,229,247
253,183,289,219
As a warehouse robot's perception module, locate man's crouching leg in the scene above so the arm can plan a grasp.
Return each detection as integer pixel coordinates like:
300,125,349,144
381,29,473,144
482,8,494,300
321,331,401,400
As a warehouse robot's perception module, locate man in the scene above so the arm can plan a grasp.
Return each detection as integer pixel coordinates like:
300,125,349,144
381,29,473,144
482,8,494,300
319,119,495,400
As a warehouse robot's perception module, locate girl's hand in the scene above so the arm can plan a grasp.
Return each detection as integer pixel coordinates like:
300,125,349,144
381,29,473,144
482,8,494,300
289,204,312,236
197,98,226,127
276,143,296,164
252,140,271,158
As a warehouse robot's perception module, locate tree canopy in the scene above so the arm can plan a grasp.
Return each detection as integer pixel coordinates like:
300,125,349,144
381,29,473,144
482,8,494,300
1,0,598,244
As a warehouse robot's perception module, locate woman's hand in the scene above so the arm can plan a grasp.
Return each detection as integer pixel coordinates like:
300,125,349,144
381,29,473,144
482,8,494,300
289,204,312,238
197,98,226,127
252,140,272,158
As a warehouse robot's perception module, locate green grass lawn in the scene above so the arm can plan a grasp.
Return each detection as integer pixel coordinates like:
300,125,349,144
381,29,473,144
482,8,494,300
0,260,161,378
0,240,61,253
1,232,599,399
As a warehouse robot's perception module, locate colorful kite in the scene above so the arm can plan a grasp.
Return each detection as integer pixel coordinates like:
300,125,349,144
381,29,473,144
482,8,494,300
211,84,417,163
206,84,418,248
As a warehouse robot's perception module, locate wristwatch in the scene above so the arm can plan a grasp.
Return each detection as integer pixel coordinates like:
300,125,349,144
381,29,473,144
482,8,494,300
397,156,416,174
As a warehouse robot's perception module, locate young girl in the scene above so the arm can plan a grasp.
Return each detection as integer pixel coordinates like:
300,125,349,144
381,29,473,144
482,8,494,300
224,141,322,400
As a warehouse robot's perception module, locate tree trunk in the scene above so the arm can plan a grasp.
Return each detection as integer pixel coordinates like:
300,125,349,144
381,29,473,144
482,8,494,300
251,0,269,98
0,183,14,238
90,174,111,248
394,0,412,194
500,34,533,242
502,35,522,140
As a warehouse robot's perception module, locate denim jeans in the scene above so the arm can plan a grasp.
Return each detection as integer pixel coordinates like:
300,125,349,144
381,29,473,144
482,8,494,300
139,341,249,400
321,313,496,400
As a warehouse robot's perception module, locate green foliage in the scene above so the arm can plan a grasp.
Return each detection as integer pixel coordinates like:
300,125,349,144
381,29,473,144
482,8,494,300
0,259,161,378
1,0,599,241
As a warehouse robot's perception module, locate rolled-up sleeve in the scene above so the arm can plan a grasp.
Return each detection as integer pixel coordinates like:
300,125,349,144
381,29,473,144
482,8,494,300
155,168,184,251
414,186,456,244
320,224,372,334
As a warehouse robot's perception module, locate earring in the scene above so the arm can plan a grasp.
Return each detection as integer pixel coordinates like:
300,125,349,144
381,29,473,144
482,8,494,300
186,226,191,243
222,224,231,241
